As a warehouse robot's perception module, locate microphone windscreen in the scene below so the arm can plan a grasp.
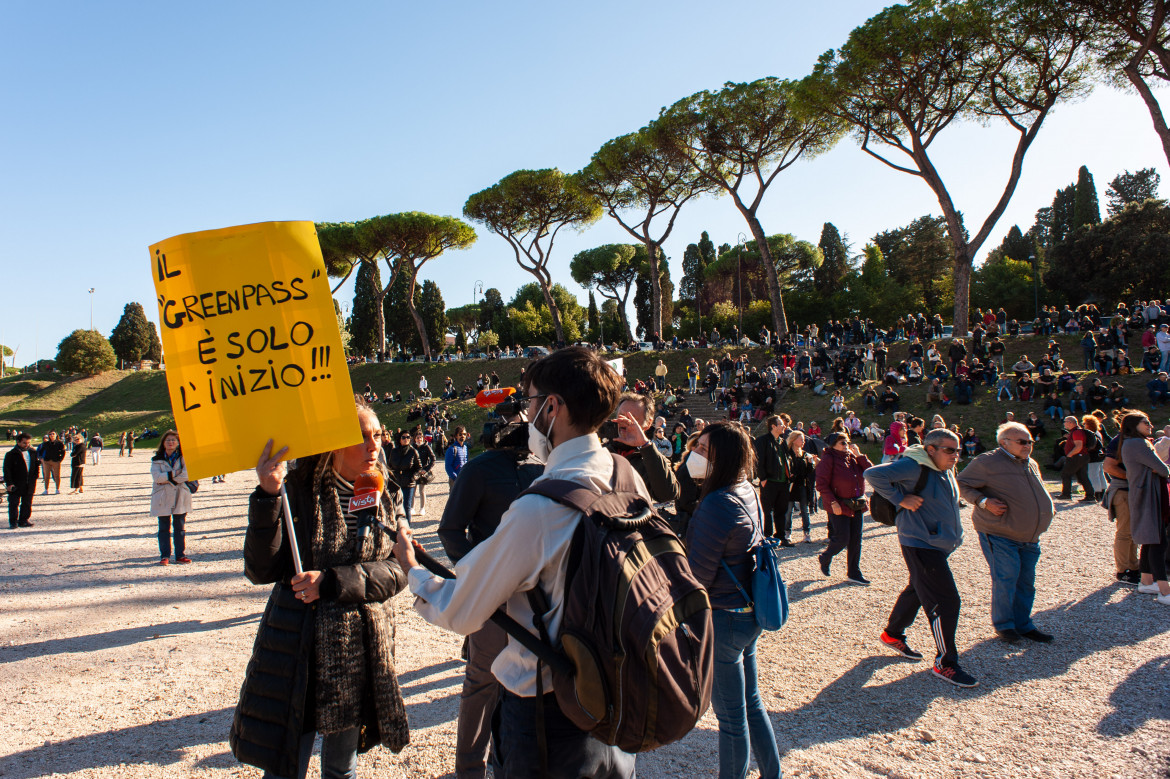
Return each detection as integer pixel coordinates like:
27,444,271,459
476,387,515,408
349,469,384,514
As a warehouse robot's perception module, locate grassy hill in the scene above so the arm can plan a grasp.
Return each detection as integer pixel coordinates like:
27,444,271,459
2,332,1163,463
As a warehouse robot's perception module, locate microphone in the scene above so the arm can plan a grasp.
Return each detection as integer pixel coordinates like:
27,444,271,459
475,387,515,408
349,469,384,540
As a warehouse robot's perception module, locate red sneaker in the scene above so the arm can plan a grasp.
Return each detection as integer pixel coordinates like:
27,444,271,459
175,556,192,564
880,631,923,660
159,557,170,566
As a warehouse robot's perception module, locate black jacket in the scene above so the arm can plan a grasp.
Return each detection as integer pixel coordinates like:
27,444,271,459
437,448,543,563
754,433,787,483
229,456,407,777
3,446,40,491
605,440,680,504
41,439,65,463
389,444,422,487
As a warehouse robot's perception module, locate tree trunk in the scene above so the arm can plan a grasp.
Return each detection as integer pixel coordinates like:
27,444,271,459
539,279,566,346
404,268,432,360
951,247,974,339
377,260,401,358
747,215,789,337
1125,66,1170,169
644,241,663,340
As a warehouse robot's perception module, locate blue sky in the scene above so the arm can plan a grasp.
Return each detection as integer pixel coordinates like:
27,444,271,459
2,1,1168,365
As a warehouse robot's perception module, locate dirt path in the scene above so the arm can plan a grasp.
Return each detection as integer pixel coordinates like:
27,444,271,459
0,453,1166,778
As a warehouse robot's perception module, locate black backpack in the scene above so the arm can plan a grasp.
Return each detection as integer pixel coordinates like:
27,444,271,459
518,454,714,753
869,465,930,526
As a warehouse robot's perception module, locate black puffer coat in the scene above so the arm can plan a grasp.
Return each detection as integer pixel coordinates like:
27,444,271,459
229,455,407,777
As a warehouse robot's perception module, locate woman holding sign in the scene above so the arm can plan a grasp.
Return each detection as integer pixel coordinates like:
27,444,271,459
150,431,192,565
230,400,411,779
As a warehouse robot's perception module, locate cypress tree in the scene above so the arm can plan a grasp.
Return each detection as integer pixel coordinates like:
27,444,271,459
814,222,849,295
348,262,382,356
109,302,153,365
1073,165,1101,229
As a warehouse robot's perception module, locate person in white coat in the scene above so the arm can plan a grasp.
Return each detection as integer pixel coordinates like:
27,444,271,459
150,430,193,565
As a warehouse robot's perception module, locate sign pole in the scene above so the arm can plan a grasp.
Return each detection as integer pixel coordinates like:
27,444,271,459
280,483,303,575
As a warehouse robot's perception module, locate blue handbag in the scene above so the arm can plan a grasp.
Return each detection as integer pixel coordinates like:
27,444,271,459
720,499,790,631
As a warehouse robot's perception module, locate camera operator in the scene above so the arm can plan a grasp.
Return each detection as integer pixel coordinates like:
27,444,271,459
437,397,543,779
602,392,680,505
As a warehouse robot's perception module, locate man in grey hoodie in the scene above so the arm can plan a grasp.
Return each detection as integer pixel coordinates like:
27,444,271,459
865,429,977,688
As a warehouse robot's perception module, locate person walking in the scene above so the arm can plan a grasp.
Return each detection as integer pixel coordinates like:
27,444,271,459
118,431,127,457
88,432,103,465
150,430,192,565
1103,418,1141,585
1057,416,1096,501
1117,412,1170,604
866,429,977,687
68,434,85,493
754,416,790,544
389,429,423,525
231,402,411,778
685,422,781,779
784,430,817,544
957,422,1056,643
815,431,873,585
126,431,134,457
444,426,470,487
412,429,436,517
3,433,40,528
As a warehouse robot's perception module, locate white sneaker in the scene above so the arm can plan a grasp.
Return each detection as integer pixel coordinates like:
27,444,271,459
803,532,812,544
42,489,48,495
55,489,60,494
1137,583,1160,594
416,508,426,516
1157,593,1170,605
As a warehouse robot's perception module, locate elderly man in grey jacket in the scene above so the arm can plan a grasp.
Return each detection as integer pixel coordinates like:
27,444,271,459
866,429,976,688
957,422,1056,644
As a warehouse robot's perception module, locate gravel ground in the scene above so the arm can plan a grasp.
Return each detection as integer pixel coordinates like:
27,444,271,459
0,453,1167,778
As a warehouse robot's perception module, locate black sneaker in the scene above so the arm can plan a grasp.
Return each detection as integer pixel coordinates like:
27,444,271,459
932,662,978,687
846,574,871,586
1116,570,1141,586
996,628,1022,644
880,631,923,660
1021,629,1054,643
780,538,795,548
818,554,831,578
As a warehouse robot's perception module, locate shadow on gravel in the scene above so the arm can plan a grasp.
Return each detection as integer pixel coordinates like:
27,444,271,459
1096,655,1170,737
0,614,260,661
0,706,234,778
0,566,239,594
398,659,464,698
771,584,1169,750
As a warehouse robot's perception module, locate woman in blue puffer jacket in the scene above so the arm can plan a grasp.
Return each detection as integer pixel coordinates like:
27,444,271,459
686,421,781,779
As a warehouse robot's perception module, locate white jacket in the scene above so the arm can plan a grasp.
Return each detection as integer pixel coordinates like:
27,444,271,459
150,455,193,517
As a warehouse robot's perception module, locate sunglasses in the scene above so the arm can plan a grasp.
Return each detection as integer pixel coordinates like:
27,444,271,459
1008,438,1034,446
933,445,961,455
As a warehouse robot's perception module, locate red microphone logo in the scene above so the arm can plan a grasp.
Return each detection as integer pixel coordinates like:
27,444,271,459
349,469,384,514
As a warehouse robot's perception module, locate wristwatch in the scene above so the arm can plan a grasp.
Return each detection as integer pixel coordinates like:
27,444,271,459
978,497,989,509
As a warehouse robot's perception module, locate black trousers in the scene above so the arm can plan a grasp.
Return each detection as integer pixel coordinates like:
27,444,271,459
8,483,34,527
1061,452,1094,496
886,545,961,667
760,481,789,538
822,511,863,577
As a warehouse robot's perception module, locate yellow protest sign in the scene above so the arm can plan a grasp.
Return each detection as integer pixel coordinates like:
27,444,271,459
150,221,360,480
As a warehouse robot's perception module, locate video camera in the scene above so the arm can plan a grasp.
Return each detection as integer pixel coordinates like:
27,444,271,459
479,391,528,450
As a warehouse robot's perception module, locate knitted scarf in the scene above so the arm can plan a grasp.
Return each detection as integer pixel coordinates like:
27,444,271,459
310,455,409,752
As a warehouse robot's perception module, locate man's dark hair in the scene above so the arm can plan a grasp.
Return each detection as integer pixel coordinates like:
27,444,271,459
16,432,31,443
698,422,756,501
522,346,623,432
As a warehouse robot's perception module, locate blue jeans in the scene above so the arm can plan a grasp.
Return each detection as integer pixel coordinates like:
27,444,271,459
977,532,1040,633
401,485,415,523
711,609,781,779
1070,399,1087,414
263,727,359,779
784,499,811,533
157,513,186,559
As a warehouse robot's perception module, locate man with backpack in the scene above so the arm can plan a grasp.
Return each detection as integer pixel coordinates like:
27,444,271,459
396,347,709,777
865,429,977,688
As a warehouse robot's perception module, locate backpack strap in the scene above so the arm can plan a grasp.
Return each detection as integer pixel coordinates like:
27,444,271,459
911,465,931,495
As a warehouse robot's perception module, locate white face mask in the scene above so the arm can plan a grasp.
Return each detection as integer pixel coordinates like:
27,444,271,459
527,396,556,464
686,452,710,480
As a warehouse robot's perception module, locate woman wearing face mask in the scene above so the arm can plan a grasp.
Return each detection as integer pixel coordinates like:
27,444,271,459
815,431,874,585
150,430,193,565
684,422,781,779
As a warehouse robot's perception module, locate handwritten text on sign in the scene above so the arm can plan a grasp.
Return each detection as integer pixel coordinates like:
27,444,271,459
150,221,360,480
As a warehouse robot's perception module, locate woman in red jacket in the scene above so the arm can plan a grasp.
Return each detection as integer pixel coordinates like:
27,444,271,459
815,431,875,585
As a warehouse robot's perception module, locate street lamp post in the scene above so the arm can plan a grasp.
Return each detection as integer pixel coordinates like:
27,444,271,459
1030,253,1039,320
736,233,748,341
89,288,95,331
